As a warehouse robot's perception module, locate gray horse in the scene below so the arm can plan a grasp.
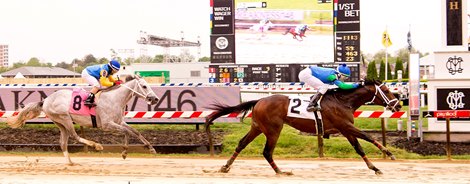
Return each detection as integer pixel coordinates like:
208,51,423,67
7,74,159,165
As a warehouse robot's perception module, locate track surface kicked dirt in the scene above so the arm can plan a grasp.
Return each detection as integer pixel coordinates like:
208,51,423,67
2,127,470,155
1,156,470,184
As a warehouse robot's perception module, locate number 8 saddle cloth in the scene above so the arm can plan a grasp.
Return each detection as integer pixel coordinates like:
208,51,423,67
69,88,97,116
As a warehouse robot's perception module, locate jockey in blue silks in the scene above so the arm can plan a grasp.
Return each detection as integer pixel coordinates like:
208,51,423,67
81,59,121,106
298,63,359,112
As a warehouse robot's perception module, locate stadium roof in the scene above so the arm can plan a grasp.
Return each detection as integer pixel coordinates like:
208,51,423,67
0,66,81,78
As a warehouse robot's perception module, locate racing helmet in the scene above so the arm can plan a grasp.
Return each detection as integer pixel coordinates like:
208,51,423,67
336,64,351,77
108,59,121,71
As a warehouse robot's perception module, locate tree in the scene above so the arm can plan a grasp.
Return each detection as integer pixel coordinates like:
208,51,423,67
55,61,71,70
366,60,378,80
83,54,98,66
372,50,393,64
72,58,84,67
0,66,9,73
13,61,26,68
152,55,164,63
387,62,392,80
122,58,135,65
403,63,409,79
394,57,404,80
379,60,385,81
198,56,211,62
395,47,411,65
110,49,118,59
98,57,109,64
395,46,427,65
179,49,195,62
26,57,41,66
135,55,153,63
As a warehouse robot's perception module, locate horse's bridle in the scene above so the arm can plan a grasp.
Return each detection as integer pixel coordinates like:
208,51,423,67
366,83,400,111
120,79,155,100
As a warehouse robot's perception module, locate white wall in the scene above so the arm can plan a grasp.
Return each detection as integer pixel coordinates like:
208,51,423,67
427,51,470,131
124,62,210,83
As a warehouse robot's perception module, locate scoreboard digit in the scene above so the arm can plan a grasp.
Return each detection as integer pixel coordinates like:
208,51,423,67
335,32,360,63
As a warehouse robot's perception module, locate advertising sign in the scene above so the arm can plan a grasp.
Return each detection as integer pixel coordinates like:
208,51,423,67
0,86,241,122
446,0,462,46
436,88,470,121
210,34,236,63
210,0,236,64
434,52,470,79
334,0,360,63
335,32,360,62
334,0,360,32
211,0,235,35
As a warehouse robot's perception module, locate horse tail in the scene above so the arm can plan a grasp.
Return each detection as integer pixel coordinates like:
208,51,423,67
6,102,44,128
205,100,259,128
204,100,259,155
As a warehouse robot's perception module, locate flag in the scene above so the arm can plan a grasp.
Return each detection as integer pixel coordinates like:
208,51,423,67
382,30,392,48
407,30,412,52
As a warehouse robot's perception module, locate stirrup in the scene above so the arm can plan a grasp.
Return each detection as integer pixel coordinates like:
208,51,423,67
84,102,96,107
84,98,96,107
307,103,321,112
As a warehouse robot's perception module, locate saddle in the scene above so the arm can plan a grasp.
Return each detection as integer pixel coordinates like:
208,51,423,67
69,88,100,128
69,88,97,116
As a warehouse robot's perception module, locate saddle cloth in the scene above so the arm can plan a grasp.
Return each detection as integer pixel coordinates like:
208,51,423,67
69,88,96,116
287,95,321,120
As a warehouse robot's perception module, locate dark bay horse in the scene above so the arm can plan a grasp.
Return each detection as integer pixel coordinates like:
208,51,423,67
205,79,401,175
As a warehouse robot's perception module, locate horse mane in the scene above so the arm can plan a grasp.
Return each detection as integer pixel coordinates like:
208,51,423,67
363,78,382,86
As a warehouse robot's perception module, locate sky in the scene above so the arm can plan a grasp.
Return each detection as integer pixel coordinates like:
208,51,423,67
0,0,449,65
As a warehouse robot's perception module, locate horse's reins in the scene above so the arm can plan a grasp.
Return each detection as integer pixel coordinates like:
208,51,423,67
367,83,399,111
120,79,153,99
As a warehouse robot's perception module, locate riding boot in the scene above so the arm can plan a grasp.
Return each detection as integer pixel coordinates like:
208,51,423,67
84,93,95,107
307,93,323,112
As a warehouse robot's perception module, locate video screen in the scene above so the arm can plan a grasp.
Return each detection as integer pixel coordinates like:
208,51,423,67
234,0,333,64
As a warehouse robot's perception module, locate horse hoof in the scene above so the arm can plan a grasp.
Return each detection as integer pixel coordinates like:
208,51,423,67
219,165,231,173
390,155,396,160
149,148,157,154
67,162,80,166
375,170,383,175
121,151,128,160
95,144,104,151
277,171,294,176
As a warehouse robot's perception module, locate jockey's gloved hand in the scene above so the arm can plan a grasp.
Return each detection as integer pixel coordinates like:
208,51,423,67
114,80,123,86
352,83,360,88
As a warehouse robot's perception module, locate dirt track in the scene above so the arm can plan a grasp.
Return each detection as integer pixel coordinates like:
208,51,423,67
1,156,470,184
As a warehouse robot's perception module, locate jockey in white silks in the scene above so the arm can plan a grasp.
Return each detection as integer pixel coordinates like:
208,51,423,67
258,18,270,32
298,64,360,112
259,18,268,26
295,24,309,36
